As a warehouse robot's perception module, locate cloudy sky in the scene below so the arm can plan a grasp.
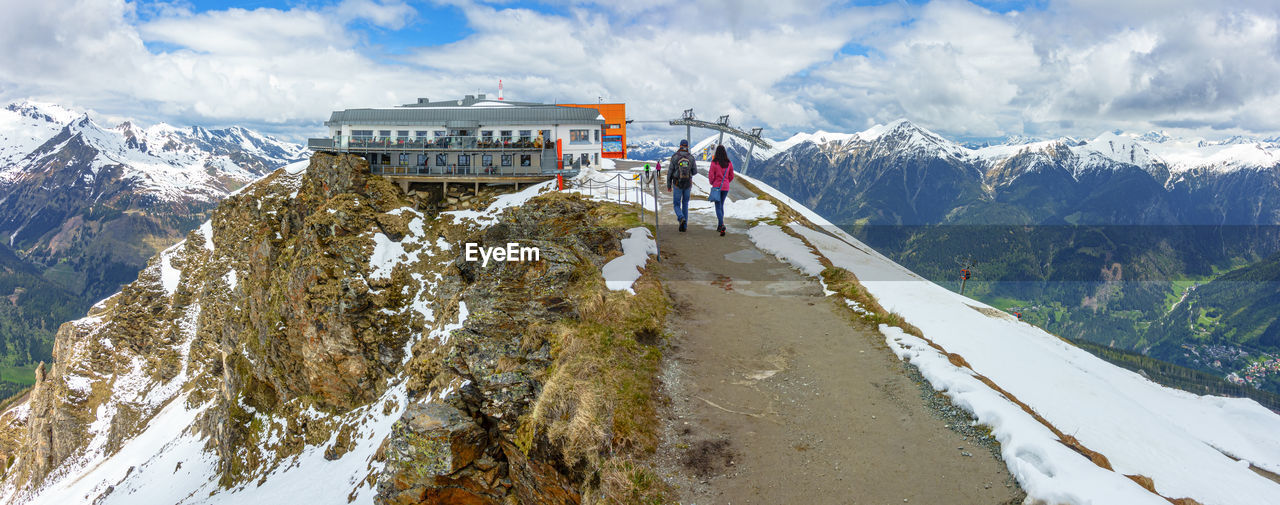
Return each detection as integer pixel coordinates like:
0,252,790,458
2,0,1279,143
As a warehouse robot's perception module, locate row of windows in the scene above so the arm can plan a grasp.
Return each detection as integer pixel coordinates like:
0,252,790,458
350,129,548,138
350,128,601,143
370,153,535,167
368,152,598,167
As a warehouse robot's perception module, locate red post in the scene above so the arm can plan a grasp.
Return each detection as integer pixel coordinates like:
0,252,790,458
555,137,564,190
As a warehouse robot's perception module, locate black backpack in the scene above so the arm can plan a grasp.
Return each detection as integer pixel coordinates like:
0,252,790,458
675,154,693,185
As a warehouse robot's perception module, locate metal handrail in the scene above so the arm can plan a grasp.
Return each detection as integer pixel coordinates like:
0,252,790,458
318,135,552,151
573,170,661,260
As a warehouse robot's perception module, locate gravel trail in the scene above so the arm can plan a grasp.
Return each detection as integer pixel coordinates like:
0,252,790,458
651,182,1024,504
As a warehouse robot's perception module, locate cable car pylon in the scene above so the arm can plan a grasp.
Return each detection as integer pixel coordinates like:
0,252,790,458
669,109,771,174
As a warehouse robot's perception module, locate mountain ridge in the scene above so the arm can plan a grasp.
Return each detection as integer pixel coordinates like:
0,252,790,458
0,100,307,299
0,101,307,393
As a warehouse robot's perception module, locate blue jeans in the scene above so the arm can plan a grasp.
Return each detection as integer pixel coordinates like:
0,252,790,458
714,194,726,227
672,187,691,222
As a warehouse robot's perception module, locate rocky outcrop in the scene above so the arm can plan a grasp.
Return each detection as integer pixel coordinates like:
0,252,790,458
0,153,661,504
379,193,626,504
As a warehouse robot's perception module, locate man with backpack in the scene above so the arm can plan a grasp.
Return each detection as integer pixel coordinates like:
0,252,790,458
666,139,697,232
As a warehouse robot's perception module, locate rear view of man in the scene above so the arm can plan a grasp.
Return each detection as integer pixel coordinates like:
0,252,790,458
666,139,697,232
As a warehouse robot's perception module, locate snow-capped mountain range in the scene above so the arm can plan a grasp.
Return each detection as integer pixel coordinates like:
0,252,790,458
635,119,1280,182
0,100,306,301
0,101,306,203
713,119,1280,226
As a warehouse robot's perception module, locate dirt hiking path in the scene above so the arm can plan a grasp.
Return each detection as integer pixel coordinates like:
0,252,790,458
652,186,1021,504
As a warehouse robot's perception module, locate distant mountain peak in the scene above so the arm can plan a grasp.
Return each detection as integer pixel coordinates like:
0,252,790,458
855,118,917,142
1138,130,1172,143
3,100,79,125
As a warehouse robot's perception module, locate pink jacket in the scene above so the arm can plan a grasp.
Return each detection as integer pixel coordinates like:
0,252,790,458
708,160,734,190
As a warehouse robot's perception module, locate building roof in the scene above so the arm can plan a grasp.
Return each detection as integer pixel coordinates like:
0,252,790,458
324,96,605,127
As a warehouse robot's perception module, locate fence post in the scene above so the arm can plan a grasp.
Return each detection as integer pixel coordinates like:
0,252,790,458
651,167,661,261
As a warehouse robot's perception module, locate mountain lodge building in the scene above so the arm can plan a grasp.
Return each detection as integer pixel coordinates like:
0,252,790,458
307,95,623,193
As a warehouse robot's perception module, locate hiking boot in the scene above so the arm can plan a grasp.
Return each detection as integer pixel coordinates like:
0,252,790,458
718,225,726,236
679,219,687,232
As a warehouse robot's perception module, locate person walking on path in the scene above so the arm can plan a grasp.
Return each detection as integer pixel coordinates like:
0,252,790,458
708,144,735,236
667,139,697,232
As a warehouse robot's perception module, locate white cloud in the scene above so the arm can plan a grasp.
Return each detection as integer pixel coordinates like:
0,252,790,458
333,0,417,30
801,0,1280,138
139,8,341,55
409,1,895,135
1,0,1278,142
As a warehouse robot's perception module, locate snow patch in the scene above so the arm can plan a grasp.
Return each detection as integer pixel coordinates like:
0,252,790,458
159,247,182,296
442,181,553,229
368,208,429,281
881,326,1168,505
198,221,215,251
601,227,657,294
747,225,824,277
722,198,777,221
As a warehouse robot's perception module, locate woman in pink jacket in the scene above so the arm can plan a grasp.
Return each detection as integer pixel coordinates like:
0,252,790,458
708,144,734,236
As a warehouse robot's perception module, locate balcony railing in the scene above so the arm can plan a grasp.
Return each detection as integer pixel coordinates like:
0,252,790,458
309,135,553,151
368,163,578,178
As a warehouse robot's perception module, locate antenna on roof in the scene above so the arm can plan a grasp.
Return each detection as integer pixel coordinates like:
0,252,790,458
499,79,504,101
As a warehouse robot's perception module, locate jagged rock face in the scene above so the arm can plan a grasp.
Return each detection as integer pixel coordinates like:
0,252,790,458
218,154,412,412
0,152,637,504
379,194,623,504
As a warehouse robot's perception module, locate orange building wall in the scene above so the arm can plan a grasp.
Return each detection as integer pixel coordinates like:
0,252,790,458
561,103,627,159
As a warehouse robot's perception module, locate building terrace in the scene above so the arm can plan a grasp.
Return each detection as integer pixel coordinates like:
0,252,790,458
308,95,608,193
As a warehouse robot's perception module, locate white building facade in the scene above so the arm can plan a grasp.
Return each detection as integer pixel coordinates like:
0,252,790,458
308,95,607,176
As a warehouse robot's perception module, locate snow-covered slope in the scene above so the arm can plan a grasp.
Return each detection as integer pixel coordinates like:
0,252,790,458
690,130,780,161
971,129,1280,177
737,173,1280,505
624,138,678,162
970,138,1074,163
772,129,858,153
0,101,79,169
1146,138,1280,174
0,102,307,201
768,120,969,160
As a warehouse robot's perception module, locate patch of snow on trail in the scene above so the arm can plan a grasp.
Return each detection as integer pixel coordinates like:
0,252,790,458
722,198,777,220
747,225,824,277
601,227,657,294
